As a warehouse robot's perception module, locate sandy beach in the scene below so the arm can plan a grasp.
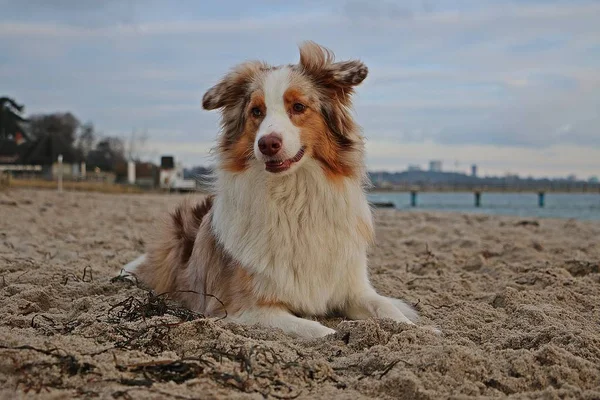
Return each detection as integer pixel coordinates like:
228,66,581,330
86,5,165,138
1,188,599,399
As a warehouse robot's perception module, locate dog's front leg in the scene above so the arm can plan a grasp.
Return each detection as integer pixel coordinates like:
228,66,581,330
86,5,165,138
230,306,336,338
344,288,418,324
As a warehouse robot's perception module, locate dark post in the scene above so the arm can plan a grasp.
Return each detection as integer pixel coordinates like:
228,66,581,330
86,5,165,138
410,190,417,207
538,191,545,208
474,191,481,207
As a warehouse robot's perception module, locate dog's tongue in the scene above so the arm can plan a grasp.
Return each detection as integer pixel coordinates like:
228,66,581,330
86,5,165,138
265,160,289,167
264,148,305,172
265,159,291,172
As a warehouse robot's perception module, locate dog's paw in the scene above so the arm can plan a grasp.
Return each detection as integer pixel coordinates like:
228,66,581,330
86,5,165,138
297,321,336,339
388,297,419,322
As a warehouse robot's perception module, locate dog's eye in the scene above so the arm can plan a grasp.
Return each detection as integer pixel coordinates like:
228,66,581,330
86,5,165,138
292,103,306,113
251,107,263,117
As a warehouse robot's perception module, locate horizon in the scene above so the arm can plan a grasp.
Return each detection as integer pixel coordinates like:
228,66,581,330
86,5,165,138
1,0,599,179
181,163,597,182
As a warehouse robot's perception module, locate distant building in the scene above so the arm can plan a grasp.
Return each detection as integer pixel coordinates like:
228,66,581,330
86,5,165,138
471,164,478,177
567,174,577,182
504,173,519,183
159,155,197,192
429,160,442,172
0,139,20,164
407,164,421,171
0,134,82,179
588,176,598,183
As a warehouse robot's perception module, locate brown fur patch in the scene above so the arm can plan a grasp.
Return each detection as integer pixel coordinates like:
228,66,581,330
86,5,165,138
170,196,214,265
298,41,368,88
282,85,360,181
202,61,266,111
220,91,266,172
203,61,267,173
209,257,256,315
136,197,263,317
295,42,367,181
135,196,213,296
255,299,289,314
221,129,254,173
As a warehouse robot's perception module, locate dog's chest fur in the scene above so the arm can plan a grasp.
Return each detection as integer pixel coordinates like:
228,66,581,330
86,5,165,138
212,160,373,315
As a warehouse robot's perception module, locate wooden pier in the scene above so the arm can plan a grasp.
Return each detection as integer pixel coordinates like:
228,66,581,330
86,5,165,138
369,183,599,209
371,182,600,194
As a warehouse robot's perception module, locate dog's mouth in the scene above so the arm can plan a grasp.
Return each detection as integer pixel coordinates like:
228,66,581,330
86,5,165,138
264,147,306,173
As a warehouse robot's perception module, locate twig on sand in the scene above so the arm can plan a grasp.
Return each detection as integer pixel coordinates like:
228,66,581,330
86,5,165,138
82,266,93,282
378,358,411,379
52,266,94,285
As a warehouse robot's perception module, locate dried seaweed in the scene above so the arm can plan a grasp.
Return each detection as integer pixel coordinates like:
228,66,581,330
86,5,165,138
0,345,97,393
86,275,227,356
112,323,175,355
31,314,85,335
109,346,320,398
116,358,210,384
107,291,203,324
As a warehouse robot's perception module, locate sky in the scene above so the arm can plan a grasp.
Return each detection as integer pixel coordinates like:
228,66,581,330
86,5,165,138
1,0,599,179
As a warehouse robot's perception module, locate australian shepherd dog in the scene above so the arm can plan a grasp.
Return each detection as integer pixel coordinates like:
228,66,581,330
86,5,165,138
124,41,418,338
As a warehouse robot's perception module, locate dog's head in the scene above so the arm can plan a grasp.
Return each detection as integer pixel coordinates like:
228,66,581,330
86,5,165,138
203,41,367,179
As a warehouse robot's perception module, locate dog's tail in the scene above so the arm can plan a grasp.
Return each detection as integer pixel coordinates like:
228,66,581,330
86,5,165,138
124,196,214,294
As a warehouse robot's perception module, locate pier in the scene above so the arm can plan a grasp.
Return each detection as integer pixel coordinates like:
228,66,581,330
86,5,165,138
370,182,600,194
369,183,599,209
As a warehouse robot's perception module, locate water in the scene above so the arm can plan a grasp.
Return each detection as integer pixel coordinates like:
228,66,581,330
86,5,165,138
367,192,600,221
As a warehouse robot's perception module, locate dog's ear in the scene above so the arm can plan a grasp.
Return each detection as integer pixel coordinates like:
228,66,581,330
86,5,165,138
298,41,368,88
202,61,264,110
299,41,366,141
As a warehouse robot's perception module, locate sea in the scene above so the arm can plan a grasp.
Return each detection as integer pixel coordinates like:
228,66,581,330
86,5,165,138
367,191,600,221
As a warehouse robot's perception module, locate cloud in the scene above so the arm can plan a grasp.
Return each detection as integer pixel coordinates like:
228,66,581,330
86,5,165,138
0,0,599,177
343,0,415,22
365,140,600,179
0,0,139,27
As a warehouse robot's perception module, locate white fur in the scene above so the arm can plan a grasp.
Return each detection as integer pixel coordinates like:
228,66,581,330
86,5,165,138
213,160,371,314
234,306,336,338
123,254,146,276
253,67,303,162
212,155,418,336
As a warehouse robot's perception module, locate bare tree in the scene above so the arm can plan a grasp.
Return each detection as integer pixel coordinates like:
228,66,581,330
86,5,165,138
126,128,149,162
76,122,96,158
87,136,126,172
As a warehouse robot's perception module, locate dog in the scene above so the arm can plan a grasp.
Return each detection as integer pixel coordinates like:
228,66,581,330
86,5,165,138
124,41,418,338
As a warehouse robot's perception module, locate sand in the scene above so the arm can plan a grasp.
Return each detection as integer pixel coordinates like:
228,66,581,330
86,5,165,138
1,188,599,399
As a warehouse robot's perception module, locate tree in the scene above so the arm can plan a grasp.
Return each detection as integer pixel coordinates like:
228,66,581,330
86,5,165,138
29,112,80,147
86,136,126,172
76,122,96,158
126,128,149,162
97,136,125,160
0,97,28,140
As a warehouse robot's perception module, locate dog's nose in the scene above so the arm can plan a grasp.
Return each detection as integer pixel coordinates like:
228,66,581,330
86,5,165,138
258,134,282,157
